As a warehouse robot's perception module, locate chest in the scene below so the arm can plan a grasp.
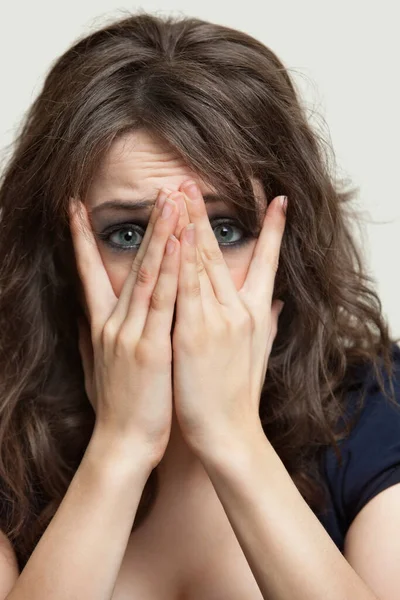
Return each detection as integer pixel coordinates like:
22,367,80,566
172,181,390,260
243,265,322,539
111,481,264,600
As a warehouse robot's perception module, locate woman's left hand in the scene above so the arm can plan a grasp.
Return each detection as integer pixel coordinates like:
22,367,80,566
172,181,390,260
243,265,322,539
172,180,287,457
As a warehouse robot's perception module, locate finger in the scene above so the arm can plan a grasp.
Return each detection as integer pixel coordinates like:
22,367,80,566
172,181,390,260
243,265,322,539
176,223,205,328
174,188,215,306
180,181,240,308
69,198,117,336
194,244,217,309
111,186,173,322
239,195,287,305
172,190,191,239
122,195,180,338
77,316,95,405
256,299,284,390
270,299,285,341
142,233,181,341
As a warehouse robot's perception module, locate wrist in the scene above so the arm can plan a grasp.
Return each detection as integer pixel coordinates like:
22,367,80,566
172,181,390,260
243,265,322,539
87,423,157,479
195,422,269,469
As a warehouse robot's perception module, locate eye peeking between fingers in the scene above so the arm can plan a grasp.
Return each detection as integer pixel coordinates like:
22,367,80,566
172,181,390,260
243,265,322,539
96,217,256,254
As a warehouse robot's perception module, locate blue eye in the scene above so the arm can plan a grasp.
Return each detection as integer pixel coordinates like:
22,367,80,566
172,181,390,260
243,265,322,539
98,217,252,254
101,225,142,251
212,218,244,245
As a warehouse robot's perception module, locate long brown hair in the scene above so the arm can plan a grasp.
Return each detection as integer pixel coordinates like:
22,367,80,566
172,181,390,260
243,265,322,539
0,11,398,571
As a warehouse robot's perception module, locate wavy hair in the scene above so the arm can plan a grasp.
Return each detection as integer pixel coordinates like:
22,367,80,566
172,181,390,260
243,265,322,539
0,11,398,570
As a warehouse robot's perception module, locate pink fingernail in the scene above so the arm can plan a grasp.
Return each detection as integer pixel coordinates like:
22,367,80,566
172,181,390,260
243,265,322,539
182,180,199,202
168,191,186,216
162,198,175,219
279,196,288,214
166,235,177,255
157,187,174,210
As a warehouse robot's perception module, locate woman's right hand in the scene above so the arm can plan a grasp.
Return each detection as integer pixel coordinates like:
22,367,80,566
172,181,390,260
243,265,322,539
69,188,182,468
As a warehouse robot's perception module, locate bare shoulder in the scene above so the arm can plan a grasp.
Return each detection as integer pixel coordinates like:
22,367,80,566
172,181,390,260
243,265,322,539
0,529,19,597
344,482,400,600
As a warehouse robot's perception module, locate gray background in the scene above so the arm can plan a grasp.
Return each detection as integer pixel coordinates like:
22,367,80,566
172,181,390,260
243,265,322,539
1,0,399,336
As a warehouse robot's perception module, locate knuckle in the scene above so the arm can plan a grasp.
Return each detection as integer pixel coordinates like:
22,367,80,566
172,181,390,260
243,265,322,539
101,319,118,345
183,281,202,298
150,287,167,312
135,341,153,366
114,326,133,354
237,310,252,332
200,245,224,264
173,328,203,353
135,339,165,367
135,263,156,288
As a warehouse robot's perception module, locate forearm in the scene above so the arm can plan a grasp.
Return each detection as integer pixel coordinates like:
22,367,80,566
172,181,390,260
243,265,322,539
199,430,378,600
7,425,154,600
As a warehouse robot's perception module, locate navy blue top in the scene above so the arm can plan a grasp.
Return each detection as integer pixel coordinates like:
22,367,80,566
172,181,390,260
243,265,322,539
316,343,400,552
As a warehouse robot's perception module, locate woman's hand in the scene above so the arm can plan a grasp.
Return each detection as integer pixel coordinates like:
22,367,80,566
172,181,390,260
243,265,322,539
69,188,181,468
172,181,287,457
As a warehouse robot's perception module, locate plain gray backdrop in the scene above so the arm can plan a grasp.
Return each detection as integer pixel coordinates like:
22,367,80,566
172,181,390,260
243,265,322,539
1,0,399,336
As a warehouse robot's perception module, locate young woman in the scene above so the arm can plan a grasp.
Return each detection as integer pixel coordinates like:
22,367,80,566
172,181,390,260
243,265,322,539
0,11,399,600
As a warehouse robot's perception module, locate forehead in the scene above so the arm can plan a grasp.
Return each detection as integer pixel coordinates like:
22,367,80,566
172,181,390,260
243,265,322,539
88,129,215,203
86,128,266,210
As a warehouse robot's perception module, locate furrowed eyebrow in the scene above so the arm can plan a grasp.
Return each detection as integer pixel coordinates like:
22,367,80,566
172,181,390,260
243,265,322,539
90,193,223,216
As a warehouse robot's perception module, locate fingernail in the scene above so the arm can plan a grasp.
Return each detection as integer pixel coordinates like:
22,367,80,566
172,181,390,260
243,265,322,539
162,197,176,219
169,191,186,216
157,187,174,210
185,223,195,245
69,198,80,217
279,196,288,214
181,180,199,202
166,234,177,255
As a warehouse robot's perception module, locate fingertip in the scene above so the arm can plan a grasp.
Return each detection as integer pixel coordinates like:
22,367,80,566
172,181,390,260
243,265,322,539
165,234,179,257
69,198,87,229
68,197,78,218
157,187,174,211
277,195,288,216
271,299,284,319
184,223,195,247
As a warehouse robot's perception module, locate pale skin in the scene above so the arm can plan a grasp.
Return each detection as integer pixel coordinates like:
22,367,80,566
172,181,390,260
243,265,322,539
79,128,400,600
84,128,269,494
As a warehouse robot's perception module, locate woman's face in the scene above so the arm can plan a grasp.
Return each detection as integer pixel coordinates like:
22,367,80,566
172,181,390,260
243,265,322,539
84,129,266,303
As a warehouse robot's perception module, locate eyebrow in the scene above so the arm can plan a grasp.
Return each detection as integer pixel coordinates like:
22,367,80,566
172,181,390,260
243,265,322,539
90,193,224,216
